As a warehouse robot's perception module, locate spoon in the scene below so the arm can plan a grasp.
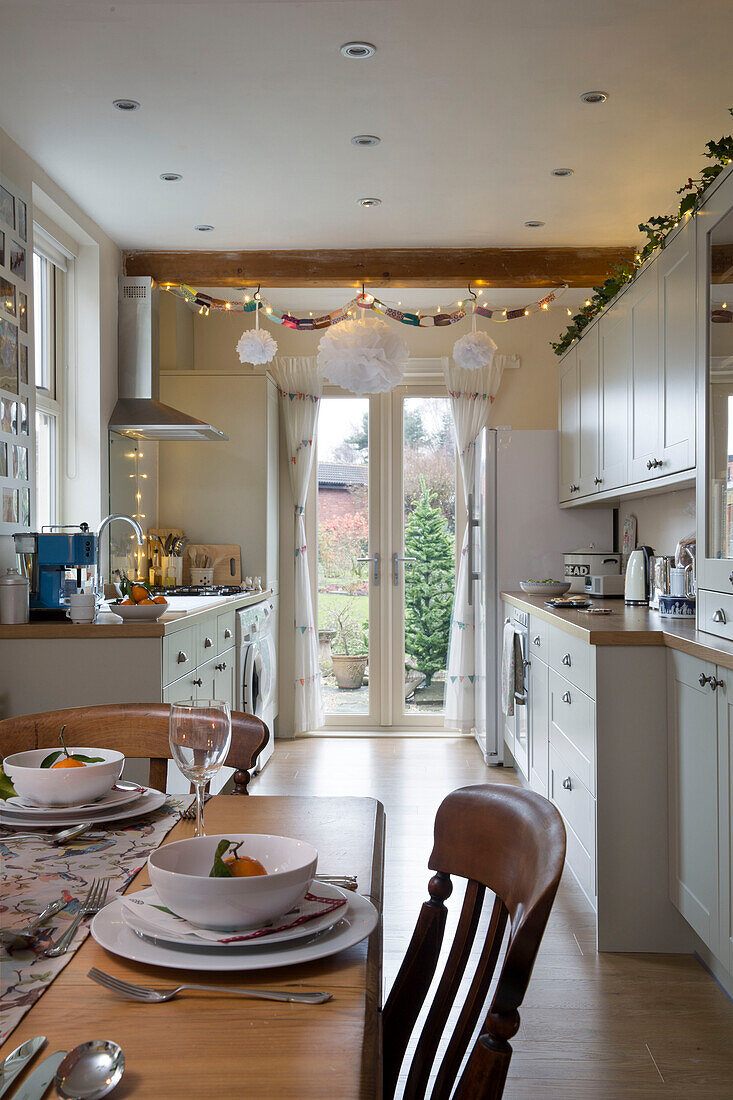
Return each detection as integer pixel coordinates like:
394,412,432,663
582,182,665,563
55,1041,125,1100
0,896,67,945
4,822,98,845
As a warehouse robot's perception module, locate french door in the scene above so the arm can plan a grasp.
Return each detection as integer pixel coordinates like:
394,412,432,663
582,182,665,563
315,382,461,732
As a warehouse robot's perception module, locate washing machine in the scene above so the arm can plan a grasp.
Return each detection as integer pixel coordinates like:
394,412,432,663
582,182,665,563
236,596,277,770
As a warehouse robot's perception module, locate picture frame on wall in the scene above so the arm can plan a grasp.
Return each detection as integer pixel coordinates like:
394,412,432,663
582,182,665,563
0,185,14,228
0,396,13,432
10,241,25,280
1,278,16,317
0,441,7,477
19,292,27,332
0,230,4,266
12,443,28,480
19,343,28,384
2,486,18,523
0,316,18,393
20,486,30,525
17,200,27,242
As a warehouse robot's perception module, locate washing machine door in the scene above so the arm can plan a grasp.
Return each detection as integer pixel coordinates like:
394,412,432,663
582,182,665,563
243,633,275,721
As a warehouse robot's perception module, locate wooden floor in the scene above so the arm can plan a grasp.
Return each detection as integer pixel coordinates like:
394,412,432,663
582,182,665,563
252,736,733,1099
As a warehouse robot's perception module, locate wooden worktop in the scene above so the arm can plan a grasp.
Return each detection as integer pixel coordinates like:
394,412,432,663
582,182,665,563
0,590,271,639
503,590,733,672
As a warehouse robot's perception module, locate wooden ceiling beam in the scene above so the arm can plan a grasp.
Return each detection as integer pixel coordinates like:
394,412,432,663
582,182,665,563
123,247,637,289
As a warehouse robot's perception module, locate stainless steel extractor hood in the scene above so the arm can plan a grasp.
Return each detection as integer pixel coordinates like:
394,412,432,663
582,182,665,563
110,276,228,441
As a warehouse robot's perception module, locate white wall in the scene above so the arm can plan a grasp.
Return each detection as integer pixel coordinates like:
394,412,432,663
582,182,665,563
0,126,120,571
620,487,696,558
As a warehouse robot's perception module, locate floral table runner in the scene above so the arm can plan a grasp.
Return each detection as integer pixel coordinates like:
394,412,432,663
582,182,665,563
0,795,191,1045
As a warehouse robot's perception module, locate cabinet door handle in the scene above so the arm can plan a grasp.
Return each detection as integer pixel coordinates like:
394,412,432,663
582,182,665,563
533,635,541,646
698,673,715,689
224,628,232,639
713,678,725,691
177,651,188,664
562,653,572,666
562,691,572,704
562,777,572,791
192,677,203,687
569,484,580,493
215,662,227,671
593,476,602,485
204,636,214,648
713,609,727,624
646,458,663,470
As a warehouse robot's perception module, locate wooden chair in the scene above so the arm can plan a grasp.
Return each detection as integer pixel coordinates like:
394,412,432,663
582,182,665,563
382,783,566,1100
0,704,269,795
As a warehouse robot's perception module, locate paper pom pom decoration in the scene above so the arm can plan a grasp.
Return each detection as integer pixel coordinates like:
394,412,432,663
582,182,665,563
236,327,278,365
317,318,409,395
452,330,498,370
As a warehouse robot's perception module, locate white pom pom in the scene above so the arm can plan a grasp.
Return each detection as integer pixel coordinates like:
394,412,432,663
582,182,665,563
317,318,409,395
236,327,278,365
452,331,497,370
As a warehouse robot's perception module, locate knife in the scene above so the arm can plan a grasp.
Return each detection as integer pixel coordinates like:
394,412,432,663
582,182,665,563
11,1050,67,1100
0,1037,46,1098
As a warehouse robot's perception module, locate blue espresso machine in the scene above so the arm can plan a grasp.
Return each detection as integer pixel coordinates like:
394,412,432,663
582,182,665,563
14,525,98,618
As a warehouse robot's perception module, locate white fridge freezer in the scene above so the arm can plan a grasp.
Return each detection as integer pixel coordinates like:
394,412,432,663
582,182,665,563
472,429,613,764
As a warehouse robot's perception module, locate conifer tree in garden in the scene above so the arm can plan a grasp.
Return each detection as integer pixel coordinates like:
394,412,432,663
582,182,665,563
403,483,455,685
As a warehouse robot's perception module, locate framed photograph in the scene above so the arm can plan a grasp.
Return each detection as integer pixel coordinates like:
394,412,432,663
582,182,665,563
0,186,14,229
0,230,4,266
17,200,27,242
0,317,18,393
19,292,27,333
20,486,30,525
18,397,28,434
2,487,18,523
10,241,25,280
12,443,28,479
1,278,16,317
19,342,28,384
0,441,7,476
0,397,12,432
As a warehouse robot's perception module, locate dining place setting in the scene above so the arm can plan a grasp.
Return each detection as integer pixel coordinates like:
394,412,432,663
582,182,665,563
0,700,380,1099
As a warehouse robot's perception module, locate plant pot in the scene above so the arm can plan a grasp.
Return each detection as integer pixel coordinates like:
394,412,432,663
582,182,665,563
331,654,368,690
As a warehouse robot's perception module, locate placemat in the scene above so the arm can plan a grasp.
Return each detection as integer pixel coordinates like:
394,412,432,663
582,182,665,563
0,795,191,1045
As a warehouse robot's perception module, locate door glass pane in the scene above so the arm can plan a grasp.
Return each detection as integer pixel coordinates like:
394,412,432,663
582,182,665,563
402,397,456,716
317,398,370,716
707,208,733,558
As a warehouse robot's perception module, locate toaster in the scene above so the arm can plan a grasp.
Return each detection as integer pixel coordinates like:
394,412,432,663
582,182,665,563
584,574,626,598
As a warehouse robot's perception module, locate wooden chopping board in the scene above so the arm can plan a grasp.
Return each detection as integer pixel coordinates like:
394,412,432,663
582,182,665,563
184,545,242,585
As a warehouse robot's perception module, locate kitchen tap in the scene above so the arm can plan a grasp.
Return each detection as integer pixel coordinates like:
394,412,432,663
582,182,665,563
95,513,145,599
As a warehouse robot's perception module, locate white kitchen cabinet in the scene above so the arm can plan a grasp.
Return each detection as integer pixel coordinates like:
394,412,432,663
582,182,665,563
628,262,661,482
667,649,720,951
658,219,697,475
718,665,733,975
213,648,236,709
598,296,630,491
528,650,549,798
558,348,579,502
577,325,601,495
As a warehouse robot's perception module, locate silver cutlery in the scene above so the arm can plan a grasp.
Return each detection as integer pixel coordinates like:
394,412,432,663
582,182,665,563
1,898,67,943
55,1040,125,1100
87,967,332,1004
314,874,358,891
12,1050,67,1100
0,1036,46,1098
179,793,210,820
46,879,110,957
1,823,99,845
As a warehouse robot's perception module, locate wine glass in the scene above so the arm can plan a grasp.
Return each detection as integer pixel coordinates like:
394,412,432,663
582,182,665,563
169,700,232,836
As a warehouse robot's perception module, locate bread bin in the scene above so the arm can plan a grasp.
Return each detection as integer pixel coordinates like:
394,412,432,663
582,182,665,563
564,546,621,592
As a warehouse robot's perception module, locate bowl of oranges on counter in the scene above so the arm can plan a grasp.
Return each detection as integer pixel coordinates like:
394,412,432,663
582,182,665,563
4,727,124,806
110,578,169,620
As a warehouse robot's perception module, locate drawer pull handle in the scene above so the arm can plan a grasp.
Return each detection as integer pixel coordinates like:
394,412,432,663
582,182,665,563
713,609,727,624
562,777,572,791
646,458,663,470
698,673,724,691
224,628,232,639
594,476,602,485
562,691,572,704
562,653,572,666
177,651,188,664
204,636,214,648
215,662,227,672
533,635,541,646
192,677,203,687
569,484,580,493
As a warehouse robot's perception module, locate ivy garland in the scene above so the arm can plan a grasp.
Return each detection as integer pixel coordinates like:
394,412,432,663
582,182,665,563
552,107,733,357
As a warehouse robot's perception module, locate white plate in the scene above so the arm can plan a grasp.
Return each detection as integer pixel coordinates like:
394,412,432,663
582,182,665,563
0,788,167,828
121,882,348,949
91,891,378,971
4,783,144,816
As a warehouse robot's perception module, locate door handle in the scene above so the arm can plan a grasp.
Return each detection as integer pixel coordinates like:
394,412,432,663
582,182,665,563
192,677,203,687
215,662,227,671
562,691,572,704
466,492,480,606
393,553,416,587
713,609,727,624
562,777,572,791
562,653,572,666
356,553,380,586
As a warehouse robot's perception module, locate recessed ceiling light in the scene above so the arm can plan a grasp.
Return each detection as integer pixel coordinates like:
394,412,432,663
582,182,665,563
550,167,574,177
357,197,382,208
340,41,376,59
351,135,381,147
160,172,182,182
194,224,214,232
580,90,608,104
524,220,545,228
113,98,140,112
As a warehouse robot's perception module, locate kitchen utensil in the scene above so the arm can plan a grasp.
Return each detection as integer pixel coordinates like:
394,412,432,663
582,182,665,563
0,1036,46,1098
184,544,242,585
519,581,570,597
88,967,332,1004
179,792,211,820
0,567,30,624
65,592,96,624
1,823,100,844
675,533,696,568
545,597,591,609
624,545,654,605
0,787,166,829
46,878,111,957
652,555,674,608
564,546,621,592
190,567,214,586
3,747,124,807
5,782,144,815
12,1050,67,1100
1,897,67,942
55,1041,125,1100
91,890,378,971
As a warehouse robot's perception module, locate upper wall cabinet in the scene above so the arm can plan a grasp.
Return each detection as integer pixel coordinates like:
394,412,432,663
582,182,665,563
598,291,631,491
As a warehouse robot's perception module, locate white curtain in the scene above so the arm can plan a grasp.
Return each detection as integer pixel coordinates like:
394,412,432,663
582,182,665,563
444,352,506,730
273,356,325,733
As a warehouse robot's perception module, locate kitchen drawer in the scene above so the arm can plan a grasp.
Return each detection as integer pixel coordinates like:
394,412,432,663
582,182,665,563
529,615,550,663
550,742,596,901
217,609,236,654
549,669,596,795
163,626,196,687
196,618,218,665
698,590,733,643
549,628,594,697
163,670,201,703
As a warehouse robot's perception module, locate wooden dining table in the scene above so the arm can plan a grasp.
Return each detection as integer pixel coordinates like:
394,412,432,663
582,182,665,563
1,795,386,1099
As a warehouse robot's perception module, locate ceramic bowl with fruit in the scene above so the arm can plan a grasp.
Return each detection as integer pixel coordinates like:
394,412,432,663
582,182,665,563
110,580,168,620
519,579,571,597
148,833,319,930
4,733,124,807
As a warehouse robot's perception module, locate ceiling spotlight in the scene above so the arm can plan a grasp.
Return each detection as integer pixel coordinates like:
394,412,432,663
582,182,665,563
351,135,381,147
550,167,574,177
357,197,382,208
580,90,608,104
160,172,182,182
340,41,376,59
113,99,140,112
194,224,214,232
524,220,545,228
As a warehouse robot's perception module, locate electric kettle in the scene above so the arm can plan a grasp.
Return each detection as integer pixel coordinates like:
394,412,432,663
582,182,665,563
624,545,654,606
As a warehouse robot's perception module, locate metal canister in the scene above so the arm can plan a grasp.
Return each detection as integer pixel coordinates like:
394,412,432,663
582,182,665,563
0,568,30,623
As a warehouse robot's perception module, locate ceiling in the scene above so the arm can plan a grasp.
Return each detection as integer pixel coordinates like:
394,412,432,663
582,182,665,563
1,0,731,252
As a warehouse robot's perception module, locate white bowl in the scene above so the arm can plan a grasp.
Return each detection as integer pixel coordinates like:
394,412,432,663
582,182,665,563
148,833,319,931
109,600,168,620
4,747,125,807
519,581,571,597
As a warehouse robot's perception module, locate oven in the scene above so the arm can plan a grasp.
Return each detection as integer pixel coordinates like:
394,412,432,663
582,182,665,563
504,608,529,777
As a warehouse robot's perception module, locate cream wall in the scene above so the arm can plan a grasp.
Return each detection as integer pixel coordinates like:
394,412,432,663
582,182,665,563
0,126,121,571
620,487,696,558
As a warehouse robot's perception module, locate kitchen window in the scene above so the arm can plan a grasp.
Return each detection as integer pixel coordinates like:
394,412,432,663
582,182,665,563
33,232,70,528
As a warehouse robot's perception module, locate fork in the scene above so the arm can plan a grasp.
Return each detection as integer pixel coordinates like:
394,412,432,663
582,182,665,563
87,967,332,1004
45,878,111,957
179,793,211,820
